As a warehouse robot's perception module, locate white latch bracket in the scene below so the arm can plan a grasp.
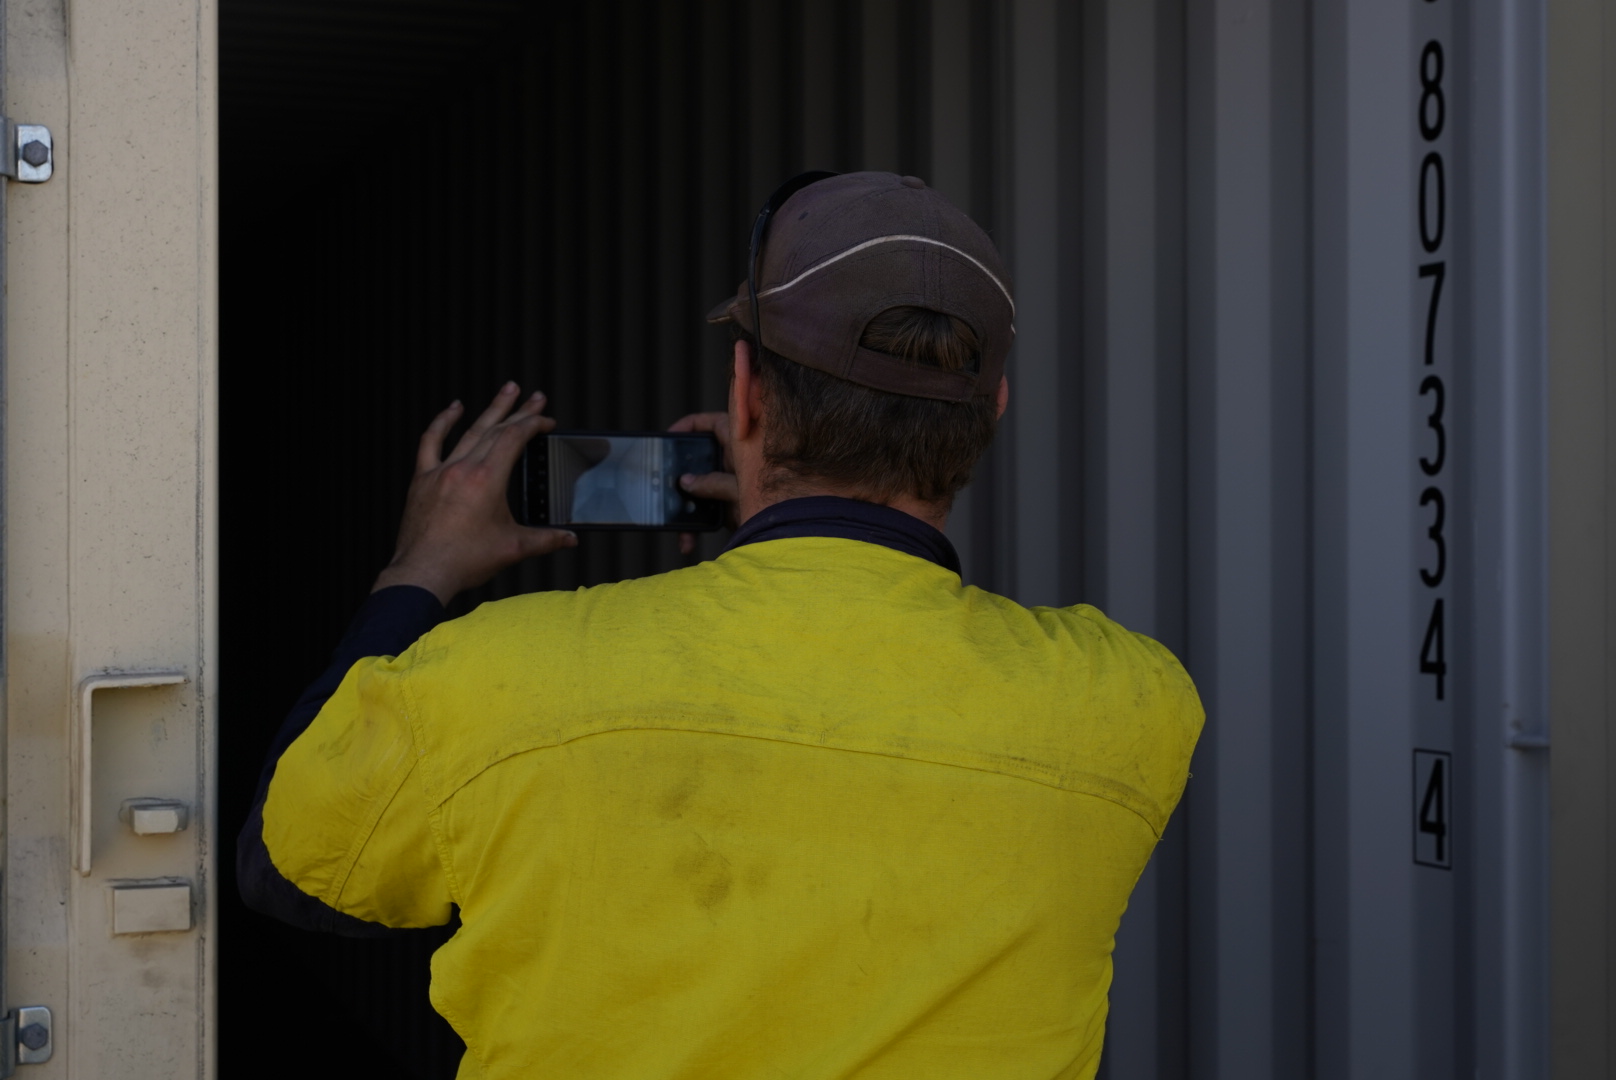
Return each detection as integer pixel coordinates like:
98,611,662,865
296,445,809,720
74,671,188,875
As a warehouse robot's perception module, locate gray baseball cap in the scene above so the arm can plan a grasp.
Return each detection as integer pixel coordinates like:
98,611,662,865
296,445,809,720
706,171,1015,403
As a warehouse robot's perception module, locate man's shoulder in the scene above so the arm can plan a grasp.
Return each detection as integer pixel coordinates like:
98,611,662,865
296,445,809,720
954,588,1192,685
427,560,725,641
394,547,1203,833
1040,602,1196,694
424,538,962,646
410,552,1198,730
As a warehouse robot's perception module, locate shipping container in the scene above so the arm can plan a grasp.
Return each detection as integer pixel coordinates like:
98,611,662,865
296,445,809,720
0,0,1607,1077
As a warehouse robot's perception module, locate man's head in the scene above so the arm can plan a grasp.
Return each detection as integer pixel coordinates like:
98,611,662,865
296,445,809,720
707,172,1014,521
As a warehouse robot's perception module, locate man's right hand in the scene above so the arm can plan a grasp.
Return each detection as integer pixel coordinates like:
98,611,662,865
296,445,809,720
669,411,740,556
373,383,577,604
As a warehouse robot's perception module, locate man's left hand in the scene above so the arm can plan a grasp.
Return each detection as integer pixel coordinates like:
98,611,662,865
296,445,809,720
669,410,740,556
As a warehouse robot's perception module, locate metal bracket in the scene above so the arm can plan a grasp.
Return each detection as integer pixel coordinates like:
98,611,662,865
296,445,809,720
74,671,188,875
0,121,51,183
0,1006,53,1075
119,797,192,835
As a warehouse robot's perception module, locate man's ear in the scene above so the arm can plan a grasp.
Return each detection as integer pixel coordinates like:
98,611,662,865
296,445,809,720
995,375,1009,420
731,339,761,441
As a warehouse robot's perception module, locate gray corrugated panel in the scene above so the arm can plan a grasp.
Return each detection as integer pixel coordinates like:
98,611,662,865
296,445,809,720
1178,0,1313,1075
1453,0,1549,1074
1002,0,1068,611
1085,2,1191,1075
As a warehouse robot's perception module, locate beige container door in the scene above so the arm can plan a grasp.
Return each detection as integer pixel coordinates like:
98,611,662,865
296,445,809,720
2,0,218,1076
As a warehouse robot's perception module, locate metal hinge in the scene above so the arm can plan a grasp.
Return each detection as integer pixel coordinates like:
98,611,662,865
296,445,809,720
0,121,51,183
0,1006,52,1075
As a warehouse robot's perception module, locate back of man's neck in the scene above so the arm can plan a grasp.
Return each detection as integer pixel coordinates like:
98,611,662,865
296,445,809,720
746,486,949,534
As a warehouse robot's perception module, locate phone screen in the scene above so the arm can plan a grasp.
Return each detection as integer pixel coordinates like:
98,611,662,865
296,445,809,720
519,433,725,530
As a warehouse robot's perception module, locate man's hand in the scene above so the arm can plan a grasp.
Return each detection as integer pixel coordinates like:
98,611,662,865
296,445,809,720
373,383,578,604
669,410,740,556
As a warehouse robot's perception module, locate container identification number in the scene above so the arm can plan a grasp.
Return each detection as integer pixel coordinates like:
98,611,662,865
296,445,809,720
1416,27,1449,701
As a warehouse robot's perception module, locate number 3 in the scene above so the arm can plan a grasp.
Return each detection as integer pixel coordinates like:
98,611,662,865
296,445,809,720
1420,486,1446,587
1420,375,1445,475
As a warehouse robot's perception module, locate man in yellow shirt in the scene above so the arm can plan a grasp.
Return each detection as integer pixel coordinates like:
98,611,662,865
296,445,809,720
239,171,1203,1079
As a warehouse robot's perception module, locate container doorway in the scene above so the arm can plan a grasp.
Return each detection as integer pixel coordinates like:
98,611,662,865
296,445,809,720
218,4,992,1076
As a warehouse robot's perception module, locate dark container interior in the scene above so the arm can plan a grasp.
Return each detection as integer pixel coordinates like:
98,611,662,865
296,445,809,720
219,3,998,1076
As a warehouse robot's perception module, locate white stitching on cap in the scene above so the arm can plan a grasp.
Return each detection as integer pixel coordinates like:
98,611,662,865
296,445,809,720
756,234,1016,315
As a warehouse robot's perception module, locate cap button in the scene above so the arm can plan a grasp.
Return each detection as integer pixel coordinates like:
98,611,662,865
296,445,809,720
900,175,926,189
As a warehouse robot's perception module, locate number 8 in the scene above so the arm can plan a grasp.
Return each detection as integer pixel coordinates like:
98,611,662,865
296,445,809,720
1420,41,1444,142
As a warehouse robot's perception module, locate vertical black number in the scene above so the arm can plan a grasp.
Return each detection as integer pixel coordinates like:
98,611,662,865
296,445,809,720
1420,153,1446,253
1419,262,1445,366
1419,487,1446,586
1419,41,1445,141
1420,598,1447,700
1413,749,1454,868
1419,376,1446,475
1415,33,1450,703
1419,756,1447,862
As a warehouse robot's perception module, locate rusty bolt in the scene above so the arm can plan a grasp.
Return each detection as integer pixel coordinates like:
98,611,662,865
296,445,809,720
20,140,48,168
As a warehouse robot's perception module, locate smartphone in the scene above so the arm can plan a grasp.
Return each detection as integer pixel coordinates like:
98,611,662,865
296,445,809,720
513,432,728,531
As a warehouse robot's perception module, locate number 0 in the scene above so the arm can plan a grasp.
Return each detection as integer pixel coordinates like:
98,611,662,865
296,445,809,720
1420,153,1446,253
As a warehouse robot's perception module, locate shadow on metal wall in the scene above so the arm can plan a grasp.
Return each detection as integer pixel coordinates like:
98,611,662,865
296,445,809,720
219,2,1000,1076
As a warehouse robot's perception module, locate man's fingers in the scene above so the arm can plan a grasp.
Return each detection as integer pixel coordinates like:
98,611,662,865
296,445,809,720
507,389,548,420
679,471,739,503
448,381,522,461
514,527,578,560
679,533,696,556
668,411,728,435
471,397,554,468
505,391,552,437
416,400,464,472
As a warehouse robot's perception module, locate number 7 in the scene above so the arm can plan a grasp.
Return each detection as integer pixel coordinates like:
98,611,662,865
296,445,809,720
1419,261,1445,366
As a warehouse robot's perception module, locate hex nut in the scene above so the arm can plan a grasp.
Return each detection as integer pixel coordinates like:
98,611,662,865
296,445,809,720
18,1024,47,1051
20,140,47,168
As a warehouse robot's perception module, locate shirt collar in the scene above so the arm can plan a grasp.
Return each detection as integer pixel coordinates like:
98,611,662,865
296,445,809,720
723,495,962,576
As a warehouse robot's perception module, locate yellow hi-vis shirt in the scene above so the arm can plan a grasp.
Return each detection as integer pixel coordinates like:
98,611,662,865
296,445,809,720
263,537,1204,1079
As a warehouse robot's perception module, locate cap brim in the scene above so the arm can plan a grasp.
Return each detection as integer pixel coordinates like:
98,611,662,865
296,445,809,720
705,296,738,324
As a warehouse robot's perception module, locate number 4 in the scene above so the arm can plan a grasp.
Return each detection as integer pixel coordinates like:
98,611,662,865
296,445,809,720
1414,750,1453,869
1420,597,1446,701
1419,758,1446,863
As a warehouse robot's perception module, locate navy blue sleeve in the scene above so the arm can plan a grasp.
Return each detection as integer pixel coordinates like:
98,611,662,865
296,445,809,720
236,585,447,936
